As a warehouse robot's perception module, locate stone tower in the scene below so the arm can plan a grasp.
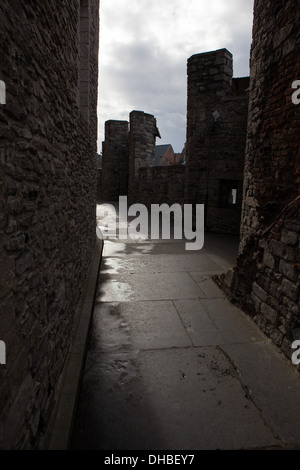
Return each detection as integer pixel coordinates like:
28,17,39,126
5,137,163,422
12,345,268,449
185,49,249,233
128,110,161,203
102,120,129,200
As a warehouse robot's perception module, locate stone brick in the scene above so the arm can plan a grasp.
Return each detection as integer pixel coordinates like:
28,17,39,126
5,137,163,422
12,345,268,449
260,302,278,324
269,239,295,262
252,282,268,302
251,292,262,311
281,229,298,246
269,328,283,347
15,251,32,277
292,328,300,341
282,296,299,316
281,278,299,302
279,259,298,282
284,220,300,232
263,250,275,269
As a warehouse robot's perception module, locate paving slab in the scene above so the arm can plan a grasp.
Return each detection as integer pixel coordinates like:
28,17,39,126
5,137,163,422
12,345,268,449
174,299,225,346
71,348,277,450
221,342,300,447
189,275,227,298
71,203,300,451
200,298,267,344
100,253,223,275
101,233,237,259
90,301,192,351
96,271,204,302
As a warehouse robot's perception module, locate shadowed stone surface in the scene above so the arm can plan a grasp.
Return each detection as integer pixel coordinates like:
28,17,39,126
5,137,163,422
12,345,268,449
71,204,300,450
0,0,99,449
72,348,275,450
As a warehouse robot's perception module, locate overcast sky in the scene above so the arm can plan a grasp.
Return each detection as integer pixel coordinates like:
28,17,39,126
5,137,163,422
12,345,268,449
97,0,254,153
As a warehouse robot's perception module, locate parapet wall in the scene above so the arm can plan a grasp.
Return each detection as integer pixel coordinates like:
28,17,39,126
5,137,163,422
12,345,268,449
138,165,186,207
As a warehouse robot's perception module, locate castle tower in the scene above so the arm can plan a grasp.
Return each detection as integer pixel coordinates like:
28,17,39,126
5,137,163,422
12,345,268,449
128,110,161,203
185,48,249,233
102,120,129,200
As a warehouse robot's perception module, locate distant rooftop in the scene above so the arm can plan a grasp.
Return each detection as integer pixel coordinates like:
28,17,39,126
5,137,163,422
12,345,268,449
155,144,172,166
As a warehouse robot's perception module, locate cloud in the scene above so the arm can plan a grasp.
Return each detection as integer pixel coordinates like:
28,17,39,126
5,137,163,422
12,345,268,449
98,0,254,152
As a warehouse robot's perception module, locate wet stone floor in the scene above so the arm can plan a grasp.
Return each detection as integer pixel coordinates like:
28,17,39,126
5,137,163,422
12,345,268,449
70,204,300,450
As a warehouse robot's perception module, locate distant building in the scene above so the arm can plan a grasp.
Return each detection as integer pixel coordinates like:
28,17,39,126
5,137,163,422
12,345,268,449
174,153,184,165
155,144,182,166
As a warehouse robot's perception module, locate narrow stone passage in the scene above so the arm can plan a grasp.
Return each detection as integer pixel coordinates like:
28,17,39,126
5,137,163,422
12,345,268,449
71,204,300,450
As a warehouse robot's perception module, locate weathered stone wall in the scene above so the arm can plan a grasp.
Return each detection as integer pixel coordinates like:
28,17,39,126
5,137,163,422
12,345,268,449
250,199,300,356
240,1,300,247
138,165,185,207
0,0,99,449
231,0,300,362
102,120,129,200
167,165,186,204
185,49,249,234
97,169,103,201
137,167,153,205
128,110,161,203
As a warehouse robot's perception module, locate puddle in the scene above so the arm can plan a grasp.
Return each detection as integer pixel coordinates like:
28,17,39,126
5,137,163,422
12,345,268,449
97,279,134,302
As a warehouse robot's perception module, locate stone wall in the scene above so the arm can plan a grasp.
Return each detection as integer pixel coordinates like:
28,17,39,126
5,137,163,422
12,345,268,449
97,169,103,201
138,165,185,207
230,0,300,362
102,120,129,200
185,49,249,234
0,0,99,449
128,110,161,203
